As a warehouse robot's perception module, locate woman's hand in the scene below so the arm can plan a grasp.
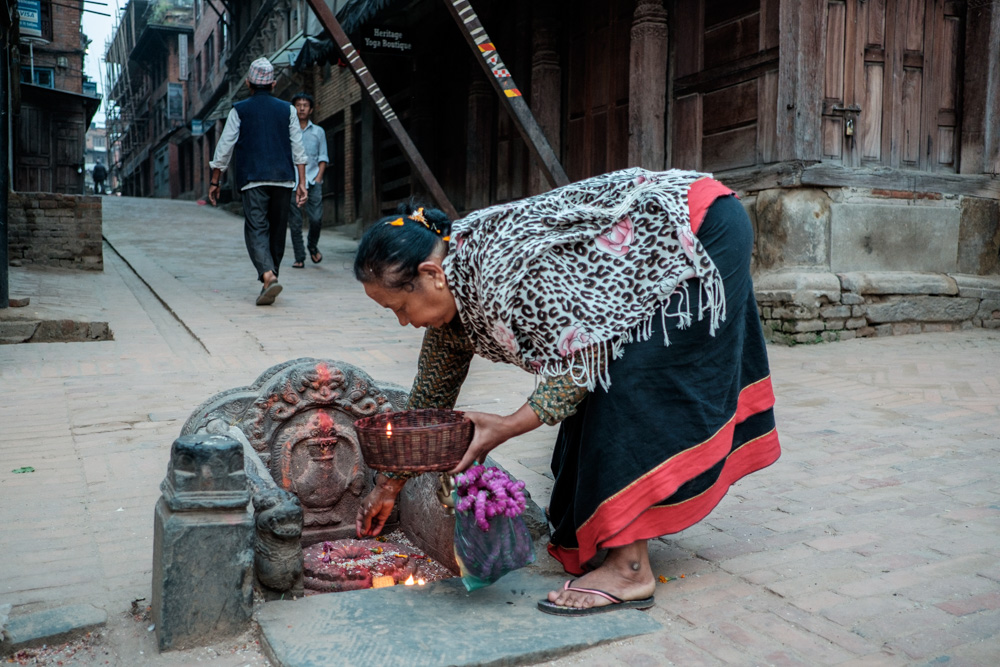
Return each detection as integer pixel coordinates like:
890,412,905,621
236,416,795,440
450,404,543,474
356,474,407,538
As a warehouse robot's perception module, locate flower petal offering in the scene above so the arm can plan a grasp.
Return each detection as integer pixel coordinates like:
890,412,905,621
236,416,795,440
454,464,527,531
452,465,535,591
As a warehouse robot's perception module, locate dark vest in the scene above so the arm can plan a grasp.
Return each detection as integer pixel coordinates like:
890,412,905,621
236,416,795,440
232,91,295,189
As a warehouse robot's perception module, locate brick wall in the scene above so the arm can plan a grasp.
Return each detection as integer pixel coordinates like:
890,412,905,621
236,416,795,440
311,64,362,225
755,271,1000,345
50,2,84,94
7,192,103,270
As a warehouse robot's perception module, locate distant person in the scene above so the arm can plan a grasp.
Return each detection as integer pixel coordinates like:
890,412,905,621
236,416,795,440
287,92,328,269
92,161,107,195
208,57,307,306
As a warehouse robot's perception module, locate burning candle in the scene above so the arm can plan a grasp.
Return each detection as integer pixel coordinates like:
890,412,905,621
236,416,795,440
386,421,393,438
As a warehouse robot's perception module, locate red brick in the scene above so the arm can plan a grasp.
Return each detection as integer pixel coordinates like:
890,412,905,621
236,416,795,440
936,592,1000,616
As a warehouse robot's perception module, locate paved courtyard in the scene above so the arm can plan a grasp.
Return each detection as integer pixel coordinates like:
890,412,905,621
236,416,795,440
1,196,998,665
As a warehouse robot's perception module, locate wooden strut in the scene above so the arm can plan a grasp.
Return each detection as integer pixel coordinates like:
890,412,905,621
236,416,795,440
303,0,458,220
443,0,569,189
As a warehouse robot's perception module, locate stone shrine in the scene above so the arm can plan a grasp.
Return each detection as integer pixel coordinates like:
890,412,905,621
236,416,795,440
182,358,408,544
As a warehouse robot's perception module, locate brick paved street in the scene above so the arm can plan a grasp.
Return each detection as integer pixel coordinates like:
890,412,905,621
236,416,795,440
1,196,998,665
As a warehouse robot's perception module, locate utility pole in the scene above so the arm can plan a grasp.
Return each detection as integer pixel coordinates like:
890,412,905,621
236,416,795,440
1,8,12,310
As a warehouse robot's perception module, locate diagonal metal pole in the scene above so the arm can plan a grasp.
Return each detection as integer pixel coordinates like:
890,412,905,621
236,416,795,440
442,0,569,189
304,0,458,220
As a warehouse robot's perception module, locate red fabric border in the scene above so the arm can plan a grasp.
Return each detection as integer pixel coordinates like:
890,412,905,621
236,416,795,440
549,428,781,575
688,178,736,234
549,376,778,573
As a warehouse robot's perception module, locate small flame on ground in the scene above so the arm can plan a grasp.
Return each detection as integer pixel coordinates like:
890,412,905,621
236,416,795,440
404,575,415,586
417,578,426,586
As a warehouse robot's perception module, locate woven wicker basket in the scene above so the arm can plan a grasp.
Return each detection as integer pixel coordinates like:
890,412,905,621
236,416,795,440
354,409,473,473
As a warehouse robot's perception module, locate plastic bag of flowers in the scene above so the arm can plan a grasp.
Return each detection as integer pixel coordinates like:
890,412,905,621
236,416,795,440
452,465,535,591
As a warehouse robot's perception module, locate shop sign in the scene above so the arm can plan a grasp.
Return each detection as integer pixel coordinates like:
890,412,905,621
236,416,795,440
363,27,412,54
18,0,42,39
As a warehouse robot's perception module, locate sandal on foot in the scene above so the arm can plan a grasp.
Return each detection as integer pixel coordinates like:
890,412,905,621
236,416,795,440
537,579,655,616
310,251,323,264
292,261,305,269
256,281,283,306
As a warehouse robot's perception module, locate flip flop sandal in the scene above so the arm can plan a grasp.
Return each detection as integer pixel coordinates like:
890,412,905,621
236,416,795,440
310,251,323,264
292,261,305,269
256,281,283,306
537,579,655,616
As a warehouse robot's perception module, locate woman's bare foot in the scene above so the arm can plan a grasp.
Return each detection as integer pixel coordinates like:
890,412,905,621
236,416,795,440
547,541,656,610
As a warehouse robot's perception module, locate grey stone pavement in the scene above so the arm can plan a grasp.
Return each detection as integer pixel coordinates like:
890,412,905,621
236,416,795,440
1,195,999,666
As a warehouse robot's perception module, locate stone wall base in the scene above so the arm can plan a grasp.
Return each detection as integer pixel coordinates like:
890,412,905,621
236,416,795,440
7,192,103,270
755,271,1000,345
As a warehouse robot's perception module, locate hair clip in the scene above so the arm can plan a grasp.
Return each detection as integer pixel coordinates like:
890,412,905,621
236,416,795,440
387,218,405,226
408,208,426,224
442,236,450,242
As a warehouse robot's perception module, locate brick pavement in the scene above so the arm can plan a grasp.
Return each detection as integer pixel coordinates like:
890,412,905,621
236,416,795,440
1,196,999,665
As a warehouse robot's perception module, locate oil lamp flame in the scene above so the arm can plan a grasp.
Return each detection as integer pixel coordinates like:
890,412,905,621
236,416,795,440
417,578,426,586
404,574,415,586
386,422,392,438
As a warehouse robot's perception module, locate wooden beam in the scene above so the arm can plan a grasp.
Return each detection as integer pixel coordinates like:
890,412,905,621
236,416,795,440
800,163,1000,199
303,0,458,220
713,160,1000,199
442,0,569,189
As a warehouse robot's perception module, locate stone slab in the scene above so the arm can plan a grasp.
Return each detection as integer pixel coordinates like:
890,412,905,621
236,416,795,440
0,604,107,654
754,270,841,294
838,271,958,296
951,274,1000,300
830,202,960,273
257,568,661,667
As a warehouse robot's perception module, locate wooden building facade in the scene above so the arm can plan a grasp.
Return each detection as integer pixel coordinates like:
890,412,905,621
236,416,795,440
292,0,1000,280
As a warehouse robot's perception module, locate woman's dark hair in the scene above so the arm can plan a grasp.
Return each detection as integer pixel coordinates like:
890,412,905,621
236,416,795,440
291,92,314,108
353,200,452,290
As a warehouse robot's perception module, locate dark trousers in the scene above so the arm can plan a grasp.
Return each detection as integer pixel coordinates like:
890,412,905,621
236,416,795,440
242,185,292,282
287,182,323,263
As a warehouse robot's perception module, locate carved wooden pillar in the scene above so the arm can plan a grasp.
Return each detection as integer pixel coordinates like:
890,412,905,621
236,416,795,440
529,6,561,195
628,0,668,170
466,75,494,211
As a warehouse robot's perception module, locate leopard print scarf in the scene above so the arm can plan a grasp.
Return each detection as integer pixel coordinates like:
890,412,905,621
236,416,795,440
443,168,726,390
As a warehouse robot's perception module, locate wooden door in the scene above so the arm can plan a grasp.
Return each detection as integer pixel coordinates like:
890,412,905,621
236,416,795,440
821,0,964,172
16,105,53,192
565,0,632,181
55,121,84,194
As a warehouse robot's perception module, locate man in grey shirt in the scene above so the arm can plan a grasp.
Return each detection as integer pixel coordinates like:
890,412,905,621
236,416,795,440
287,92,329,268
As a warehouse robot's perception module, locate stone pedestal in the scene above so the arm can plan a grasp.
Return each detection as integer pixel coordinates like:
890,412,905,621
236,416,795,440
151,434,253,652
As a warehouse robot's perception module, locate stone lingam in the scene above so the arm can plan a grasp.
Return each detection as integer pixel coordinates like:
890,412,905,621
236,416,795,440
179,359,464,595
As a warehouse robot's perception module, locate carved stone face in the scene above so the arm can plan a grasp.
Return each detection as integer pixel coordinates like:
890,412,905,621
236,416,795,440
169,434,245,494
271,409,363,514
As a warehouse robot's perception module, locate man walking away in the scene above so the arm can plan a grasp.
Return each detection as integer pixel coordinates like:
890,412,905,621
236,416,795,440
288,92,328,269
208,57,307,306
93,161,107,195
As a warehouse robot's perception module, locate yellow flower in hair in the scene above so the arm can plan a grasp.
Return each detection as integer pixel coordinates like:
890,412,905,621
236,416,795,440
408,208,426,224
388,218,405,226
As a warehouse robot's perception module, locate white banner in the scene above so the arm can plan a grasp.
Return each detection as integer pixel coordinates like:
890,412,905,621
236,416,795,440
178,34,189,80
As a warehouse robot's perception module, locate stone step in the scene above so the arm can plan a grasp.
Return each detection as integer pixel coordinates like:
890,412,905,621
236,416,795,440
256,567,661,667
0,604,107,656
